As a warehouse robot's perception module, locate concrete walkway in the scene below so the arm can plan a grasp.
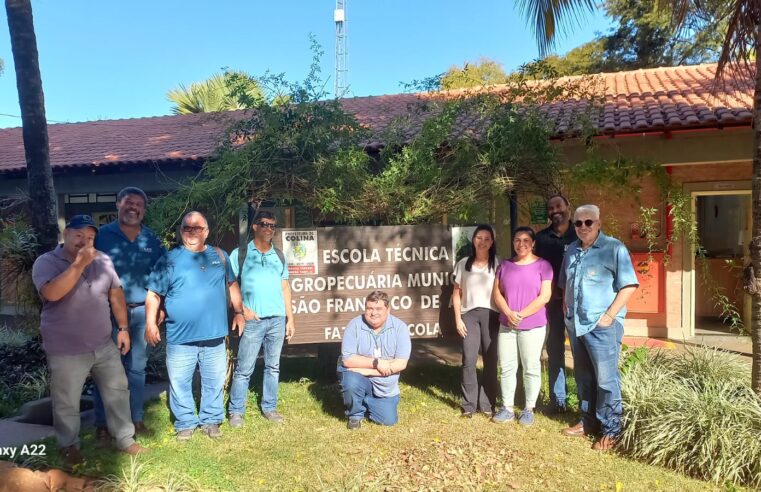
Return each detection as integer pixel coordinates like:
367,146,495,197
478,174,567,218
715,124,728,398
0,382,167,448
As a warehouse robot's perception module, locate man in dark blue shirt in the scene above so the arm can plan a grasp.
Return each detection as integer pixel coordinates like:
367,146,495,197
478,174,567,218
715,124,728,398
534,194,577,414
92,187,165,441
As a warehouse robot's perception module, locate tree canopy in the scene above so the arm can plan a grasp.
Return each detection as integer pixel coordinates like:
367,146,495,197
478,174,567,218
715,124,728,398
166,70,264,114
440,58,509,90
147,51,594,241
544,0,728,75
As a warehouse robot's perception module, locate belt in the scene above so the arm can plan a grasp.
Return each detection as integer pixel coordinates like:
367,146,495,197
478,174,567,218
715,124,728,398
126,302,145,308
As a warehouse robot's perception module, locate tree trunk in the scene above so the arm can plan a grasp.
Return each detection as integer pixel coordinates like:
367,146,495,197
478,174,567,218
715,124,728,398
751,27,761,396
5,0,59,253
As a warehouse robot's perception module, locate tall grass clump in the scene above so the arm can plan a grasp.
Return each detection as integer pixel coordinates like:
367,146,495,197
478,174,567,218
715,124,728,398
620,346,761,488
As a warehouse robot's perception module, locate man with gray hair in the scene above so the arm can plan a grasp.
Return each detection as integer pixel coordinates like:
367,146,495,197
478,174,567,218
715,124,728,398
558,204,639,451
338,291,412,429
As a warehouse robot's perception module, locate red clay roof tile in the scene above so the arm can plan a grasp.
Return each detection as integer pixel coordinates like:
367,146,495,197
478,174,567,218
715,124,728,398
0,63,754,174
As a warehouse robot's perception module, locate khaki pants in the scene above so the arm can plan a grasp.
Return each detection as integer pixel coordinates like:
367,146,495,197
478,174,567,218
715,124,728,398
47,342,135,450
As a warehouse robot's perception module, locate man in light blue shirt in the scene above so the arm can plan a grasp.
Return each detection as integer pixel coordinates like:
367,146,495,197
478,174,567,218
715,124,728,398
92,187,165,440
558,204,638,451
228,211,295,426
145,211,245,441
338,291,412,430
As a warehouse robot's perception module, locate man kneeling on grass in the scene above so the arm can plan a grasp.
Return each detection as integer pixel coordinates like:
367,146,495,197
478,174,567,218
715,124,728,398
338,290,411,430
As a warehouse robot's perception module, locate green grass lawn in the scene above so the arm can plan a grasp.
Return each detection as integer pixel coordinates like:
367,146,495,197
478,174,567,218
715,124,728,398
25,358,729,491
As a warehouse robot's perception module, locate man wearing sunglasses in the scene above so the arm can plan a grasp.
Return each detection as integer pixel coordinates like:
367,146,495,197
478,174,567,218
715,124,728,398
558,204,638,451
534,194,577,414
145,211,246,441
228,211,295,426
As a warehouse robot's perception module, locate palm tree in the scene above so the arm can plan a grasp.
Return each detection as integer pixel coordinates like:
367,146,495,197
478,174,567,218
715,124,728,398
515,0,761,394
167,71,263,114
5,0,59,253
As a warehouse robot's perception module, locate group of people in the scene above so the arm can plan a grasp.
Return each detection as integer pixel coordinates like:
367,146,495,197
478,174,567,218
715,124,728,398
30,186,637,468
32,187,297,467
451,195,639,451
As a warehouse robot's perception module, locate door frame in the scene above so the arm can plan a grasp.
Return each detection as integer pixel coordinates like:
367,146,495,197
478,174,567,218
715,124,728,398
682,181,751,337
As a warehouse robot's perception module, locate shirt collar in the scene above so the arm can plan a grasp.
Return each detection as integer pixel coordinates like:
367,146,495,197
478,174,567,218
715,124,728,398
548,222,575,239
360,315,392,336
574,231,607,251
249,240,275,255
51,244,72,262
104,220,145,242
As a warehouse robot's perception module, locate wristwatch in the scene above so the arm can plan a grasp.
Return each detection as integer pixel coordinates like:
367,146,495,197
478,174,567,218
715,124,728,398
117,327,129,332
372,358,379,369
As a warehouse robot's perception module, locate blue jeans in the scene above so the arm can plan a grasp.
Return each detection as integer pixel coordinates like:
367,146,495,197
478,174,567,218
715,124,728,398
166,337,226,432
228,317,285,415
568,320,624,437
93,304,149,425
546,300,567,406
337,368,400,425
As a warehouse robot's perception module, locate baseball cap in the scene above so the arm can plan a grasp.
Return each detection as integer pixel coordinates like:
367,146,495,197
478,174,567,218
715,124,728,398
65,214,98,232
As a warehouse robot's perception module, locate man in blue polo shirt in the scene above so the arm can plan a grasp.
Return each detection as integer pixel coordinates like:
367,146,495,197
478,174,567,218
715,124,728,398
338,290,412,430
145,211,246,441
92,187,165,440
558,204,638,451
228,211,295,426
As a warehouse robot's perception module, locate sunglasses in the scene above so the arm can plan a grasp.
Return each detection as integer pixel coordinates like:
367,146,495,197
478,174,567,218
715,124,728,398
256,222,277,230
573,219,596,228
181,226,206,233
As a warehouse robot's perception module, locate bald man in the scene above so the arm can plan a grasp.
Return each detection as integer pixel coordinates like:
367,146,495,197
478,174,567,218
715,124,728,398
145,212,245,441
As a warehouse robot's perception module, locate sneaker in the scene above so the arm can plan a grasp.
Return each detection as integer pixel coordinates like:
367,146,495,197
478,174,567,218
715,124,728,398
95,426,111,448
176,428,195,441
263,411,284,424
491,407,515,423
59,446,83,470
201,424,223,439
347,418,362,430
121,443,149,455
481,410,494,418
133,421,151,436
229,413,244,429
518,409,535,426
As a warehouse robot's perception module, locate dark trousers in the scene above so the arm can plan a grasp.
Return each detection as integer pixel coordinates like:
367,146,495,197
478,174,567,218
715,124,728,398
460,308,500,413
546,299,568,406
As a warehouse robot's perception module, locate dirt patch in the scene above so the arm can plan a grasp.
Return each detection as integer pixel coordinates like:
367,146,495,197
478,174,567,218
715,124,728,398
0,460,98,492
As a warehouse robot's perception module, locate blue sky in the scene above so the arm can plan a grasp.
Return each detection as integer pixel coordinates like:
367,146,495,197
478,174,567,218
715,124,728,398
0,0,611,129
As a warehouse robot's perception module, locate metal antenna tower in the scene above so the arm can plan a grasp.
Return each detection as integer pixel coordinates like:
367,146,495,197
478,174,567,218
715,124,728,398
334,0,348,97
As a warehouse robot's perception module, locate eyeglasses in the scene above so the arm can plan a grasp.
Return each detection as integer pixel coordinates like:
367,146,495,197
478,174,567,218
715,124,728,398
573,219,596,228
181,226,206,234
256,222,277,230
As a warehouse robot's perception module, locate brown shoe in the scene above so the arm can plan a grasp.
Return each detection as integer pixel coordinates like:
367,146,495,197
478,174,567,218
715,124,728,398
133,421,151,436
95,426,111,448
592,435,619,451
121,443,149,456
561,422,591,438
59,446,83,470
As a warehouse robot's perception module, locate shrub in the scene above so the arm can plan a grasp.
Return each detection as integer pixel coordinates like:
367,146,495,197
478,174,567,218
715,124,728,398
620,346,761,488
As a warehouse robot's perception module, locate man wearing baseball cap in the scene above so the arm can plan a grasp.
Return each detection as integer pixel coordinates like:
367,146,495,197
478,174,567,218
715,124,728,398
32,214,147,468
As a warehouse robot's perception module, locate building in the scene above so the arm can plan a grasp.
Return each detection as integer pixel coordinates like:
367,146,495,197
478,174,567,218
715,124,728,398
0,63,752,340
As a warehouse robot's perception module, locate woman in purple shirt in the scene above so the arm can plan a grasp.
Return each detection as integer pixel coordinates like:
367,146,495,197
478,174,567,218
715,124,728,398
492,227,553,426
